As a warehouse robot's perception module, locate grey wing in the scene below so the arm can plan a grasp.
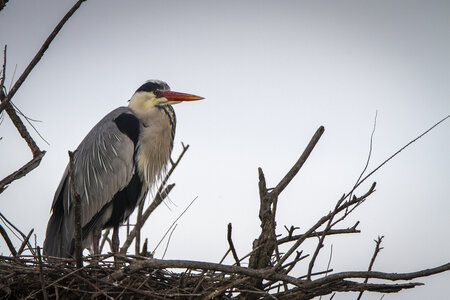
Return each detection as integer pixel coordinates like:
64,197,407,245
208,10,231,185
45,107,138,256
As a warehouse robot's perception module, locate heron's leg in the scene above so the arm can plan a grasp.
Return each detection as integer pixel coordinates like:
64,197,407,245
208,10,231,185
111,224,120,253
92,225,101,255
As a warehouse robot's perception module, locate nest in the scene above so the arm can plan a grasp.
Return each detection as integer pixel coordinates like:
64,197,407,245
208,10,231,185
0,254,249,299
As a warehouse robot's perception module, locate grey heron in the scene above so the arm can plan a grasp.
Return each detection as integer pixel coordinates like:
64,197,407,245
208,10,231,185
43,80,204,258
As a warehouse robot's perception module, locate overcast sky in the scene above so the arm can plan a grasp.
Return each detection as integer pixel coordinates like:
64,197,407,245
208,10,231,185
1,1,449,299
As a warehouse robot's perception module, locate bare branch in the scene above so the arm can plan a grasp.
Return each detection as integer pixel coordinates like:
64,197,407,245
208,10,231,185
68,150,82,268
275,183,376,269
227,223,240,266
0,45,6,90
357,236,384,300
344,114,449,200
0,223,16,256
277,225,360,245
0,0,87,113
36,247,49,300
152,196,198,255
119,184,175,254
109,258,303,286
0,151,45,193
306,262,450,287
271,126,325,197
17,228,34,256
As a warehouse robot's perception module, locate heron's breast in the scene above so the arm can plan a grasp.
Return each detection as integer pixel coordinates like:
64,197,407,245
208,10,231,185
136,117,173,187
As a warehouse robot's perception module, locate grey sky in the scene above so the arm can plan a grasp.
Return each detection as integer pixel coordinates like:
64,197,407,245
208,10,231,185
1,1,449,299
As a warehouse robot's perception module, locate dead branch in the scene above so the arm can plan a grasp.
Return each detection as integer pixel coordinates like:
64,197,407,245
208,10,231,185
0,212,34,256
357,235,384,300
305,262,450,287
17,228,34,256
277,225,360,245
227,223,240,266
0,223,16,256
0,151,45,193
68,150,82,268
153,196,198,255
120,184,175,254
0,0,87,113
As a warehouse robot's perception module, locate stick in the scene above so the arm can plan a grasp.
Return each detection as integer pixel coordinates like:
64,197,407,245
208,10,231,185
0,0,87,113
0,223,16,256
357,236,384,300
227,223,240,266
68,151,82,268
36,246,49,300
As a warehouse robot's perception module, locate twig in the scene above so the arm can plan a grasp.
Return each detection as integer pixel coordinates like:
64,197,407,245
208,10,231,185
153,196,198,255
357,236,384,300
0,45,6,90
162,224,177,259
277,225,360,245
227,223,240,266
135,201,144,255
0,0,87,113
276,183,376,270
353,111,377,189
0,223,16,256
307,194,346,280
271,126,325,197
120,184,175,254
36,246,49,300
109,258,304,286
344,114,449,201
0,151,45,193
17,228,34,256
305,262,450,288
0,212,34,255
68,151,82,268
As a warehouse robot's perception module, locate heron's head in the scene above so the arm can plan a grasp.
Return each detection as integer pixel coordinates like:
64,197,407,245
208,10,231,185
129,80,204,112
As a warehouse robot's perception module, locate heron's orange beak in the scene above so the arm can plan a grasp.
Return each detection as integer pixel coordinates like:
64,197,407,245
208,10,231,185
159,91,204,102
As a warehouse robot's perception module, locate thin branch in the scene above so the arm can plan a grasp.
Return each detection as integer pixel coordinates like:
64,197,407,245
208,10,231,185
0,45,6,90
109,258,304,286
152,196,198,255
36,246,49,300
17,228,34,256
275,183,376,269
306,262,450,287
271,126,325,197
68,151,82,268
162,224,177,259
119,184,175,254
353,110,377,187
277,225,360,245
0,212,34,255
0,151,45,193
227,223,240,266
344,114,449,201
357,236,384,300
0,0,87,113
0,223,16,256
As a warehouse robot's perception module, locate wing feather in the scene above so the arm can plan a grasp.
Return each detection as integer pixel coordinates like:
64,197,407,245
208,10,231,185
46,106,139,256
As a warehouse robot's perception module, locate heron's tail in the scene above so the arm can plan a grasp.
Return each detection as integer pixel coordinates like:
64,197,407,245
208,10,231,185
43,210,73,258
